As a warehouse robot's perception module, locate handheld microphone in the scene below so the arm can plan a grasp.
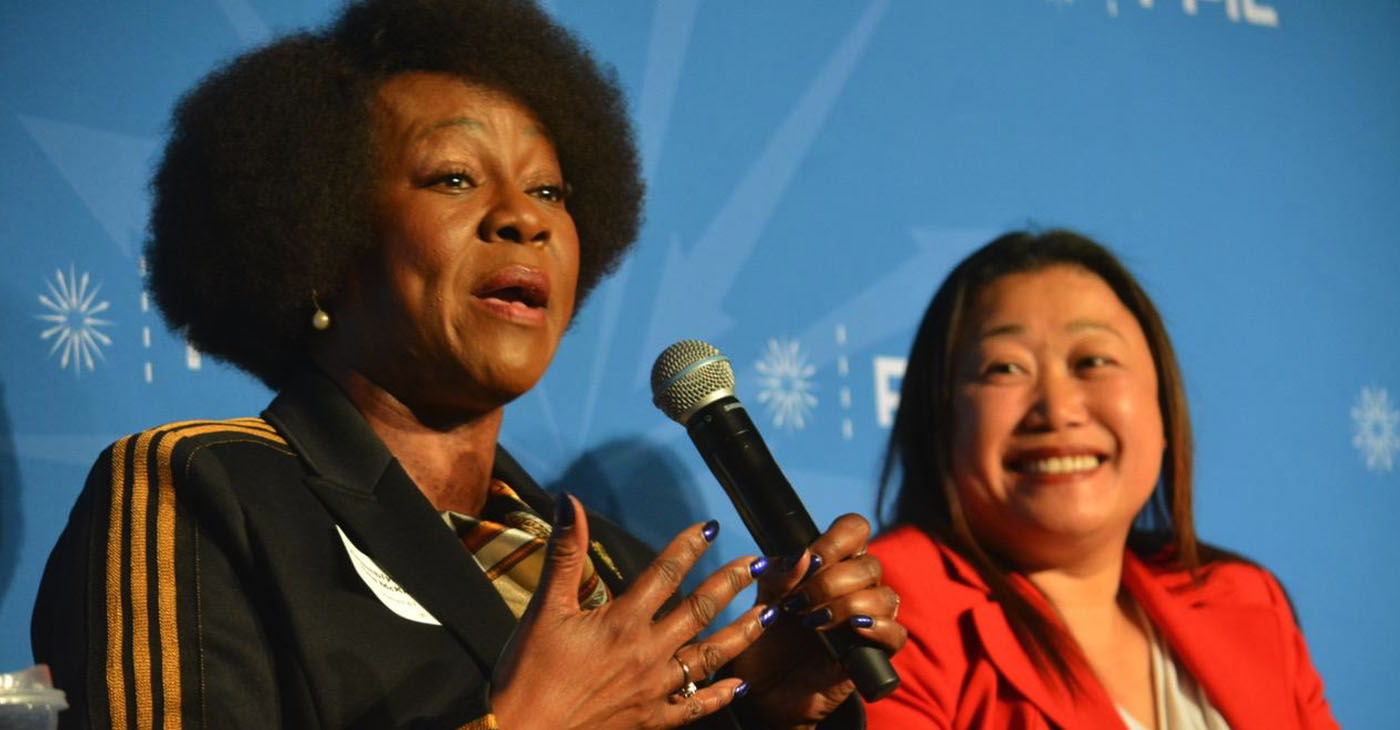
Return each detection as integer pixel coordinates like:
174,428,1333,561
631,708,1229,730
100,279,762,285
650,339,900,702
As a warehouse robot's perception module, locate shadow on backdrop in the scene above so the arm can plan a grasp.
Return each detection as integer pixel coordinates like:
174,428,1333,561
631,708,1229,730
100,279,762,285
0,380,23,604
550,438,720,586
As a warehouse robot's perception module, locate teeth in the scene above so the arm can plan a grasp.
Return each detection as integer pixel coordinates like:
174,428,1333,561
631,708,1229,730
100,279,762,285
1023,455,1100,475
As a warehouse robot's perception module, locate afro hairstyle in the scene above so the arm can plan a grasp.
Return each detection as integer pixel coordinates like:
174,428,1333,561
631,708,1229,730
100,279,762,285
147,0,643,389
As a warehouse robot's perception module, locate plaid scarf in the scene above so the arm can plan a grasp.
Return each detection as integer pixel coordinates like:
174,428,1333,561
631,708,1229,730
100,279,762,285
443,480,612,618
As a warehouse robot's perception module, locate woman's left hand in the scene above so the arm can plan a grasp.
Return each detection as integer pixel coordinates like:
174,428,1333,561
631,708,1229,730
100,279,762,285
727,513,907,730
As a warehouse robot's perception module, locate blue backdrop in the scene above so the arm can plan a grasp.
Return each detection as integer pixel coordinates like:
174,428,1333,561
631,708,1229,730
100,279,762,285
2,0,1397,726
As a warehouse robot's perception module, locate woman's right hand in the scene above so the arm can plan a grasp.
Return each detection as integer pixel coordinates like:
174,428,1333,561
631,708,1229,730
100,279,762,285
490,495,774,730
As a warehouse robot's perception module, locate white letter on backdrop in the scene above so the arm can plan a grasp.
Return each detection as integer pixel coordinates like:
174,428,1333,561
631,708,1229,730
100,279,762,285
873,356,906,429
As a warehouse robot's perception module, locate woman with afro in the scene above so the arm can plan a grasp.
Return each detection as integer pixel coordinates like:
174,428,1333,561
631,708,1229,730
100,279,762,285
31,1,905,728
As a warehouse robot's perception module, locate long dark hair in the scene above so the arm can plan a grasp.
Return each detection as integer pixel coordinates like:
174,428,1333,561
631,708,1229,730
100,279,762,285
877,229,1220,688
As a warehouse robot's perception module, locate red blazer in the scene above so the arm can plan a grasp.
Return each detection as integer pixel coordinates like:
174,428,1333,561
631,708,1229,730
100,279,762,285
867,526,1338,730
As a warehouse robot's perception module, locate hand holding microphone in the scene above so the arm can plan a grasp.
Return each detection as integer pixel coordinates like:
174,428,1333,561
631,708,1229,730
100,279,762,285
651,340,904,711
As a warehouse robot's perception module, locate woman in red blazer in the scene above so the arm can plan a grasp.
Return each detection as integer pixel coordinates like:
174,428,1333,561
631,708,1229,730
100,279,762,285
866,231,1338,729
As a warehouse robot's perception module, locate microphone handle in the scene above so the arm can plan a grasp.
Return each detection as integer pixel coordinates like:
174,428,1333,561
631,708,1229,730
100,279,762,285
685,396,900,702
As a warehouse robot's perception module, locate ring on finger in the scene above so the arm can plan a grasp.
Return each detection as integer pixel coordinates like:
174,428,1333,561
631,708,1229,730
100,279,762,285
672,654,698,699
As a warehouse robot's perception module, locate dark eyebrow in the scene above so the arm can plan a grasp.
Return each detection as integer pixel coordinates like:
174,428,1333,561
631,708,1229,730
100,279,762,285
1066,319,1125,341
976,320,1125,341
422,117,486,137
420,117,548,138
978,323,1024,340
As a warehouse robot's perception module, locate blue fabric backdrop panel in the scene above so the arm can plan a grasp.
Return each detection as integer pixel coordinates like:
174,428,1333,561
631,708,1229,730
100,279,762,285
2,1,1397,727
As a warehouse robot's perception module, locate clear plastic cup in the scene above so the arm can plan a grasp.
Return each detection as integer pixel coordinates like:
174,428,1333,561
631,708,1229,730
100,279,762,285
0,665,68,730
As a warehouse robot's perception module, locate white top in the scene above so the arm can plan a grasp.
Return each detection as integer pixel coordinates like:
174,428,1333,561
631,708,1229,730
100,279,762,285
1116,600,1232,730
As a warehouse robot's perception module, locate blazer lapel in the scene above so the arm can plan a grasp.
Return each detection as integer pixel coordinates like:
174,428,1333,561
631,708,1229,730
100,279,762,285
969,602,1083,728
941,548,1124,729
306,466,520,672
264,370,519,672
1123,556,1294,730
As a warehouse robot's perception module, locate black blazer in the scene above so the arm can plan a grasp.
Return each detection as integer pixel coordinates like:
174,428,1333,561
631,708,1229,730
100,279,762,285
35,371,853,729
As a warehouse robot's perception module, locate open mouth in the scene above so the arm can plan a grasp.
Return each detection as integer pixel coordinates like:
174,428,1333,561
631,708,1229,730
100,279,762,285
473,267,550,311
479,284,547,309
1006,453,1107,476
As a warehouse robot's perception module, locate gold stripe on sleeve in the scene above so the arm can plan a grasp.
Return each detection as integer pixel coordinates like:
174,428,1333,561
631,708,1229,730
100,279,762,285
457,715,500,730
225,417,281,435
154,421,288,729
106,419,288,730
129,428,157,728
153,430,187,730
104,435,132,729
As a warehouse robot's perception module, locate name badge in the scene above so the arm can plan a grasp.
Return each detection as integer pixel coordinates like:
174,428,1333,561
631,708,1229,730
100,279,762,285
336,525,443,626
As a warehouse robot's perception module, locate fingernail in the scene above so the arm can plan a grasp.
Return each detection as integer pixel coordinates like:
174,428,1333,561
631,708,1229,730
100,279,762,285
781,593,809,614
554,493,575,528
850,614,875,629
734,681,750,698
801,607,833,629
780,550,805,572
748,557,769,577
759,606,779,627
802,553,824,580
701,520,720,542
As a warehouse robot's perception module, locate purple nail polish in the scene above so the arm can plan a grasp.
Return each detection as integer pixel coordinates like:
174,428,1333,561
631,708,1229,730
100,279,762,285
748,556,769,577
701,520,720,542
850,614,875,629
801,607,833,629
554,493,575,528
734,681,750,698
802,553,824,580
759,606,779,627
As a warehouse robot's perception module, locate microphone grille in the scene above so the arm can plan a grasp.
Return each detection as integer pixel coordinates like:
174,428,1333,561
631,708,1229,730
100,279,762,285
651,339,736,423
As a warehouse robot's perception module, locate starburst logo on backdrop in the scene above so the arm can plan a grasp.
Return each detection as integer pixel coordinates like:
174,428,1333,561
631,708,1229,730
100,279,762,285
755,337,818,431
1351,386,1400,473
36,266,114,375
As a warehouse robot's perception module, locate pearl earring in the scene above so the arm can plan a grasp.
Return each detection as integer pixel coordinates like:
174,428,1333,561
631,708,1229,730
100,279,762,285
311,291,331,331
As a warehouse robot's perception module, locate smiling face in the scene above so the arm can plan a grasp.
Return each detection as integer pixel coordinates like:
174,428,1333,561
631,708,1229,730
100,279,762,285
948,265,1165,569
331,72,580,418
